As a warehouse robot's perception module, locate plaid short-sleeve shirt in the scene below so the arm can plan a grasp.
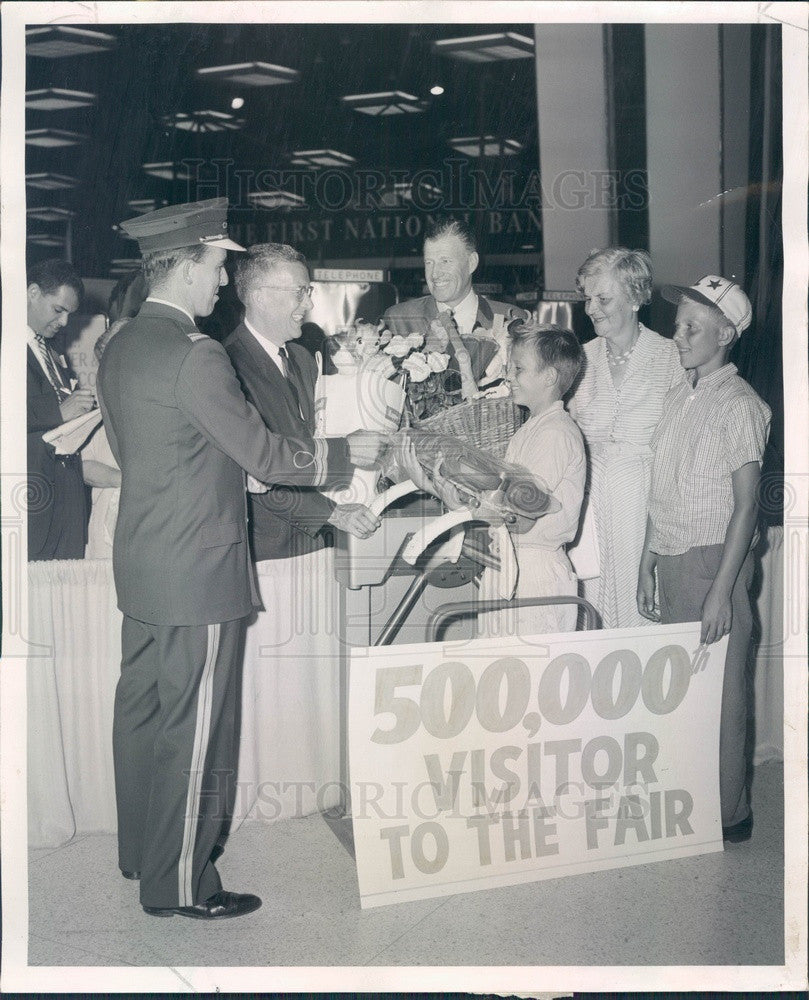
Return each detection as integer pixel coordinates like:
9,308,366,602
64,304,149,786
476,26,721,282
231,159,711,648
649,363,771,555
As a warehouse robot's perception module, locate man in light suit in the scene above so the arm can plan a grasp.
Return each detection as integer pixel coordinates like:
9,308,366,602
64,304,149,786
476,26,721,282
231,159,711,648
26,258,96,560
383,216,522,385
98,199,384,921
224,243,379,555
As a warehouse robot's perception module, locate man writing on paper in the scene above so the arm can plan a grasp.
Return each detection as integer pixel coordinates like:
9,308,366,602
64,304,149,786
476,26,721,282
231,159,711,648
97,199,385,921
26,258,96,561
383,216,522,387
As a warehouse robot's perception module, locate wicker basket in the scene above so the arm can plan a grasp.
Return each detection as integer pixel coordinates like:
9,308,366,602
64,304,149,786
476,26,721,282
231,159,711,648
415,395,525,458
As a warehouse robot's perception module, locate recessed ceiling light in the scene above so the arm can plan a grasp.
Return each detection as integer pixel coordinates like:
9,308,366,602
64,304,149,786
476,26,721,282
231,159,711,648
25,88,97,110
161,110,245,133
430,85,445,96
28,233,67,247
26,26,117,58
290,149,357,168
434,32,535,63
448,135,523,157
26,172,79,190
126,199,168,214
231,97,245,110
379,180,442,207
25,128,87,148
26,206,76,222
197,62,299,87
109,258,142,275
342,91,424,116
248,190,306,210
142,162,191,181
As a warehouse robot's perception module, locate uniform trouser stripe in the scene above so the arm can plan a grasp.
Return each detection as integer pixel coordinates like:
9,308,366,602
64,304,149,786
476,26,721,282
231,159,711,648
178,622,220,906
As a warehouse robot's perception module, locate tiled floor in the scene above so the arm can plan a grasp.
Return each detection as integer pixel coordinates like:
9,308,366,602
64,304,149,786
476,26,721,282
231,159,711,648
27,761,785,969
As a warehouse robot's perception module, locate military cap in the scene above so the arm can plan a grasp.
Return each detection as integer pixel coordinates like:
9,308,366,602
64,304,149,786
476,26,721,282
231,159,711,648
117,197,245,254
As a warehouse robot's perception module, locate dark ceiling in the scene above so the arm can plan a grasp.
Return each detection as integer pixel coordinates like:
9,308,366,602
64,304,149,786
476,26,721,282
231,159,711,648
25,22,540,277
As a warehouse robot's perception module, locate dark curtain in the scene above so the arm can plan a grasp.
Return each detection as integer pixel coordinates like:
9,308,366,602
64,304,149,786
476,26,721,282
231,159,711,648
732,25,784,527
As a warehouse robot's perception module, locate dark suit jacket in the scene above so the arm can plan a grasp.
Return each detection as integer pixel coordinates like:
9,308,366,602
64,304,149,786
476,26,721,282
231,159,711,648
97,301,352,627
27,344,87,560
224,324,351,561
383,293,517,381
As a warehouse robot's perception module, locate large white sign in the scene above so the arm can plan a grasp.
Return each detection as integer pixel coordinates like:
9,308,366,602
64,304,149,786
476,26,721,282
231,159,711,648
349,624,727,908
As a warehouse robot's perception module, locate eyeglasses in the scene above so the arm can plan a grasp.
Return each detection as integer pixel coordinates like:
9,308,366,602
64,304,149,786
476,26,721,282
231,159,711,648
256,284,314,302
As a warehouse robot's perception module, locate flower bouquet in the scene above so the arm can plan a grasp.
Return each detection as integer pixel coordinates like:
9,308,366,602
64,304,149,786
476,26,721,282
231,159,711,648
327,318,499,423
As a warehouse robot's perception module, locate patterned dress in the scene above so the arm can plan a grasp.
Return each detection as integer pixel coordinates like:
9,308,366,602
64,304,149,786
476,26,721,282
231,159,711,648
569,324,684,629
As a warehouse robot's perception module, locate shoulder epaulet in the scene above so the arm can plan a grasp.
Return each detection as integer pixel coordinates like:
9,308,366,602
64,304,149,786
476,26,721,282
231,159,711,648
186,331,208,343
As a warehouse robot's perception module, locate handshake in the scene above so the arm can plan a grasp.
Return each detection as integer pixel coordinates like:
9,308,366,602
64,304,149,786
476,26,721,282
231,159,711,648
346,429,390,470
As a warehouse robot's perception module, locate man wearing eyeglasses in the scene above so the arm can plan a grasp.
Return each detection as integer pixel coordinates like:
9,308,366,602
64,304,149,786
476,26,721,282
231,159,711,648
226,243,380,553
222,244,380,844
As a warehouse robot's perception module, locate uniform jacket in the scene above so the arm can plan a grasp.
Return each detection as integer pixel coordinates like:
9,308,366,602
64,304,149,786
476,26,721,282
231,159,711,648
97,301,352,626
27,344,87,560
224,323,351,561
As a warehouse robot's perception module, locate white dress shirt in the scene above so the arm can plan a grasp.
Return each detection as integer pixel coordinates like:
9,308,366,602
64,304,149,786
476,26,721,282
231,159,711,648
446,287,479,335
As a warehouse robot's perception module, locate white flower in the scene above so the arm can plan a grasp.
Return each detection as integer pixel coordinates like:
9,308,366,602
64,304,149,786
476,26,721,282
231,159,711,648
378,328,393,345
363,353,396,378
402,353,432,383
331,348,358,372
406,331,424,350
384,334,411,358
426,352,450,373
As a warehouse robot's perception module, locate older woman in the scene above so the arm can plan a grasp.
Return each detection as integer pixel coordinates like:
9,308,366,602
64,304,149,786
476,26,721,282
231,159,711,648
568,247,683,629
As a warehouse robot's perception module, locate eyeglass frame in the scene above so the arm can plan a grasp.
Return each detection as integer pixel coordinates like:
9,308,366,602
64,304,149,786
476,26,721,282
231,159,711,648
254,283,314,302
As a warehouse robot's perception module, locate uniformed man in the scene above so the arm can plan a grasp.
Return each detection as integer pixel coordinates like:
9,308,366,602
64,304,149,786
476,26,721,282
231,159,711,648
98,198,384,920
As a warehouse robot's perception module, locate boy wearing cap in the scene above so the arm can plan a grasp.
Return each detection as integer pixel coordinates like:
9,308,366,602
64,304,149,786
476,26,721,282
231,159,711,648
98,199,384,920
637,275,771,844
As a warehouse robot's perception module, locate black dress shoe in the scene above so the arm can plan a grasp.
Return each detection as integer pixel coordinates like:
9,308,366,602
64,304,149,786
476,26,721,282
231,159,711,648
723,813,753,843
120,869,142,880
142,890,261,920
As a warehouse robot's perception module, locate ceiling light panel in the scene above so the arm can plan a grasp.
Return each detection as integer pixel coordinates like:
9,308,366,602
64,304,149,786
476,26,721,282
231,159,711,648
448,135,523,157
433,32,535,63
28,233,67,247
26,26,117,58
25,88,97,110
248,190,306,209
26,128,87,148
197,62,299,87
142,162,191,180
290,149,357,168
161,110,245,133
26,173,79,190
342,91,423,116
27,207,75,222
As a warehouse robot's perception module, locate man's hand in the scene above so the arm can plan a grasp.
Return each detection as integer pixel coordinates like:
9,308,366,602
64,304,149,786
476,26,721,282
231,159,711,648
636,568,661,622
327,502,381,539
59,388,96,422
347,430,388,469
700,584,732,644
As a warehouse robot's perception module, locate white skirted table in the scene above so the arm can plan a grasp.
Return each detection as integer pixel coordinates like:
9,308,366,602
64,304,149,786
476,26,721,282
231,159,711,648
28,549,341,849
27,530,784,849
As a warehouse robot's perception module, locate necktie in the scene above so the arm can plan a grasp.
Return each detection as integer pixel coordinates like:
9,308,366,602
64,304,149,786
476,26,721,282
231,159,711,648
278,347,303,419
35,335,71,402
